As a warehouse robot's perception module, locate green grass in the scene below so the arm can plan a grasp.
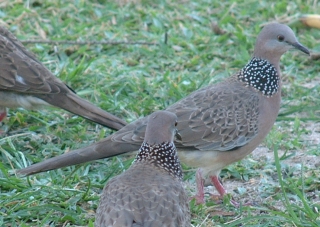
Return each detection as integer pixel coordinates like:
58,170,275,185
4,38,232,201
1,0,320,226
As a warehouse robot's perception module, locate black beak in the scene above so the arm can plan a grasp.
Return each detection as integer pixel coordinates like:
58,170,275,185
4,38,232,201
175,129,182,141
291,42,310,55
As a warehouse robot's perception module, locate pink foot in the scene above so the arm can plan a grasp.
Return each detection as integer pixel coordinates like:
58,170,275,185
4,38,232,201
190,168,206,204
210,175,252,207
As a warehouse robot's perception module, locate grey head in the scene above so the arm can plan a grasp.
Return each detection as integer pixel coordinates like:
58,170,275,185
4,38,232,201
144,110,178,145
253,23,310,65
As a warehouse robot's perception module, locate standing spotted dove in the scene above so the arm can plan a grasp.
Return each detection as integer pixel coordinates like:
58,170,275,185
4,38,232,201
95,110,190,227
18,23,310,204
0,26,126,131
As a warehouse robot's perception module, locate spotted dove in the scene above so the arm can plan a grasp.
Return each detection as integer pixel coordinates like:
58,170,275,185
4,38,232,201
18,23,310,204
0,26,126,130
95,110,190,227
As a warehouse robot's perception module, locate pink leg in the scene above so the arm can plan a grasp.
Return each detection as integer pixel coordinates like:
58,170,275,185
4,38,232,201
210,175,227,196
190,168,206,204
0,111,6,122
0,111,6,134
210,175,239,207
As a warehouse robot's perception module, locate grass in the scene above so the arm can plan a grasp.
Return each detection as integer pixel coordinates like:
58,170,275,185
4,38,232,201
0,0,320,226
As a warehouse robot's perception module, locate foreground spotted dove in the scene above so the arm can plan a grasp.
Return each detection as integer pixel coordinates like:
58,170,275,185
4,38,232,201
0,26,126,130
18,23,310,204
95,110,190,227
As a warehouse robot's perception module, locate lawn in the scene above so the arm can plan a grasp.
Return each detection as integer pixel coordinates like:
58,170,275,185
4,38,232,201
0,0,319,226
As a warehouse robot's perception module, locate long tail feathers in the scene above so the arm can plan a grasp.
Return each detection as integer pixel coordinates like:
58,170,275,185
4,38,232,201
16,139,140,176
44,92,127,130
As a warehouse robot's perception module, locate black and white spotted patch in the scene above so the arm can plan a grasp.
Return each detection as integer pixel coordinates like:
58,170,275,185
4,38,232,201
238,58,279,96
135,142,183,180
